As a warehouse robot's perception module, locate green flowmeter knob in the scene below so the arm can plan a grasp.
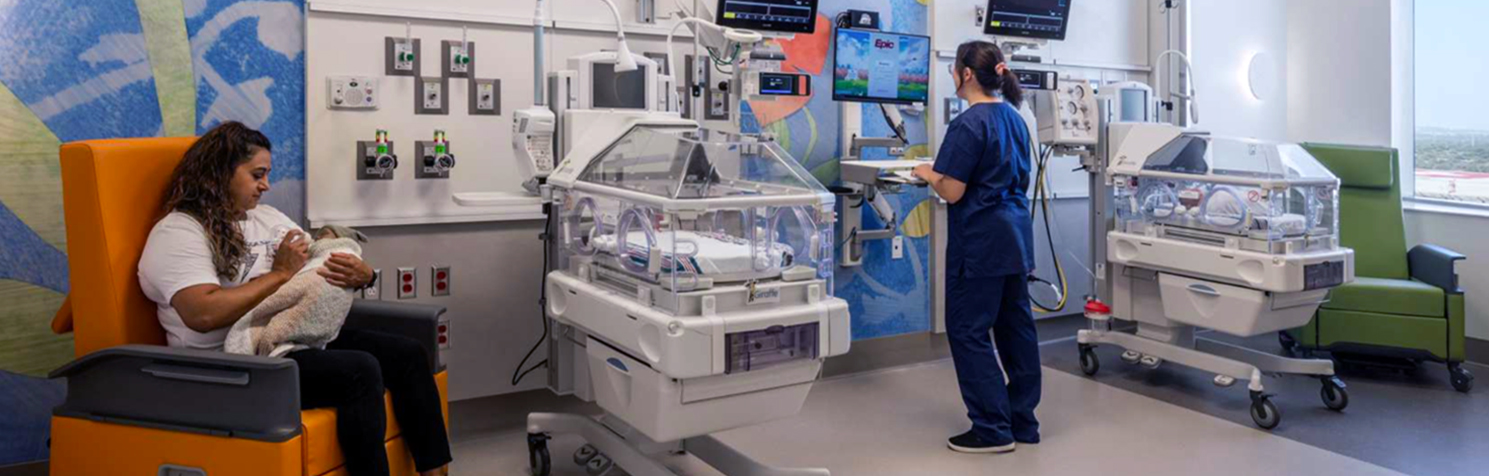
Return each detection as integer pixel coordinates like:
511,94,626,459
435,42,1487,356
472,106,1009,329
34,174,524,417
400,51,415,62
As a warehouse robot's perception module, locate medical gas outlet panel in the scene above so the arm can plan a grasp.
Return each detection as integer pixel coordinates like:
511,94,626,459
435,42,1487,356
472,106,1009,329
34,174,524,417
415,130,456,179
1035,81,1099,146
357,129,398,181
441,40,473,78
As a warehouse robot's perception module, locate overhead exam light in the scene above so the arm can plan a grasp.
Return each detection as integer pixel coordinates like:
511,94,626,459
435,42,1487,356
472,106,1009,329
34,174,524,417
596,0,639,72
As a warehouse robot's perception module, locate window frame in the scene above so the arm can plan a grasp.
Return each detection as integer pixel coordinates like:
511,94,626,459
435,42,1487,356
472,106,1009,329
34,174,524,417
1402,0,1489,213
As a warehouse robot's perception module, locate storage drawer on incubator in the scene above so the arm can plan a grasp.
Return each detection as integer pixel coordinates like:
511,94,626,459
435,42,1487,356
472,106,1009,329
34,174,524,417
726,323,819,374
1157,273,1326,337
587,337,819,442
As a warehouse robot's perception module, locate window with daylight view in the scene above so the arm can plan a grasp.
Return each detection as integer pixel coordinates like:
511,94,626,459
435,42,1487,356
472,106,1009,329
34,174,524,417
1415,0,1489,204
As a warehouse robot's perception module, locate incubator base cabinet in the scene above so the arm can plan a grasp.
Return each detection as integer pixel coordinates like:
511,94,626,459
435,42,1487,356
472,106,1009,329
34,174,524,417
1076,122,1355,430
527,116,847,476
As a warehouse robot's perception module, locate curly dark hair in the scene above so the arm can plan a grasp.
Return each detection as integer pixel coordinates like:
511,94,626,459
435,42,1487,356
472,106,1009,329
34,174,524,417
163,121,272,280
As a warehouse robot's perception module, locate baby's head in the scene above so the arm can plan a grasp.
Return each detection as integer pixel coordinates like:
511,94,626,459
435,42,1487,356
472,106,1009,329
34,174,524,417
314,225,369,243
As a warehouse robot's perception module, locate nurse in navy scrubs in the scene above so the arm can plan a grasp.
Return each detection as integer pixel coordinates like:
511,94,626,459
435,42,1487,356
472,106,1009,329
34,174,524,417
912,40,1040,454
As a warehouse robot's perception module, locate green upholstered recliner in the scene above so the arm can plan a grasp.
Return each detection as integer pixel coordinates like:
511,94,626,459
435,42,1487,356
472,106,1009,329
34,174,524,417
1283,143,1473,392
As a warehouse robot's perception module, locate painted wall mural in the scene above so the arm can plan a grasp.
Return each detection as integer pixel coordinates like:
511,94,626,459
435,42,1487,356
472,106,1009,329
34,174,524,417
743,0,937,340
0,0,306,377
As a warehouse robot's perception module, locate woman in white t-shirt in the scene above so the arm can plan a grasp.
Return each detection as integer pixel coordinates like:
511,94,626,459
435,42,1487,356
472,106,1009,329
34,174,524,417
138,122,451,476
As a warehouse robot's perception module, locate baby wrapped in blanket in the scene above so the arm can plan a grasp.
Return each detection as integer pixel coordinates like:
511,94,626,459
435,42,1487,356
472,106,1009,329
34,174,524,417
224,225,368,357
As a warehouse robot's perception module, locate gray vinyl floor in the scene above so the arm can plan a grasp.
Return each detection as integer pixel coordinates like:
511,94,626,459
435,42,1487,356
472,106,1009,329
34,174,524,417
1040,322,1489,476
448,359,1406,476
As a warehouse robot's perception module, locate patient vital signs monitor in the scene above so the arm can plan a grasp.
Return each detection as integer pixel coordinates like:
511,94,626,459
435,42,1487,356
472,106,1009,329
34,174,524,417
832,29,931,104
984,0,1073,40
717,0,819,34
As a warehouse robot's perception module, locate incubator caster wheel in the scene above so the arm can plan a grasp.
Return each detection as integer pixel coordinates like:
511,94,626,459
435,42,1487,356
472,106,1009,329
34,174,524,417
1320,377,1349,411
1078,344,1100,376
574,444,599,465
1249,392,1281,430
585,453,615,476
528,433,552,476
1120,351,1142,364
1450,363,1474,393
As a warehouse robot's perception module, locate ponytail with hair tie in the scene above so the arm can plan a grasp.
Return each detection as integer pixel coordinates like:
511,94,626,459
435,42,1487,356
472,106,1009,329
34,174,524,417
954,41,1025,109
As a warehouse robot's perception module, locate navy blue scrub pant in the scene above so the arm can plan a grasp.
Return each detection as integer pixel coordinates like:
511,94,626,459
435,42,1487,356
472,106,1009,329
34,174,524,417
947,273,1042,444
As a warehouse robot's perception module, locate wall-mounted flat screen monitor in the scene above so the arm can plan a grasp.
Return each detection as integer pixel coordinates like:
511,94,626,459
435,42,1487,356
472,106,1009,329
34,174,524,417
832,28,931,105
984,0,1072,41
717,0,818,34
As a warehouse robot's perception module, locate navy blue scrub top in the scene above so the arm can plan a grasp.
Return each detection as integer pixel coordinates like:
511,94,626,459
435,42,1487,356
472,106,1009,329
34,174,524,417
932,101,1035,279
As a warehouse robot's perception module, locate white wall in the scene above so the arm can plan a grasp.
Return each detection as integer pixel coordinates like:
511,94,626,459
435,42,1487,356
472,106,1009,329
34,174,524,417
1286,0,1392,146
305,1,700,227
1189,0,1288,141
303,0,706,400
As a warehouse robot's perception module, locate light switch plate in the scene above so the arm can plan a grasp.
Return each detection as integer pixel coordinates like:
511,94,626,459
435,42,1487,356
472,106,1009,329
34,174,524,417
327,76,378,110
385,37,421,77
892,235,904,260
469,78,500,115
415,77,448,115
363,269,383,300
944,97,967,125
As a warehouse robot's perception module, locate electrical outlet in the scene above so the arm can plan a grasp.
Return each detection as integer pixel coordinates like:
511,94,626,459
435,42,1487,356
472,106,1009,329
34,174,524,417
892,235,904,260
431,265,451,296
327,76,378,110
469,78,500,116
415,77,448,115
385,37,420,77
441,40,473,78
437,317,451,350
397,267,417,299
361,269,383,300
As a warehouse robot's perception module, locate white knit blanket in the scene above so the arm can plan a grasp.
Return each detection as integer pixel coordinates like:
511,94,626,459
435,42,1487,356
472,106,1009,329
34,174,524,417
224,237,360,357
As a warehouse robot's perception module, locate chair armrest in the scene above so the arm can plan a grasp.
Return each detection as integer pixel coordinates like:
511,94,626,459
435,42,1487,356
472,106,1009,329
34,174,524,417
343,300,447,372
1409,244,1466,294
48,344,301,442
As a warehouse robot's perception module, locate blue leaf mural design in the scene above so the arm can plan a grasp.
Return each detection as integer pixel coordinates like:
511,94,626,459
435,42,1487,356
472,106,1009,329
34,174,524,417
0,0,164,141
0,200,68,293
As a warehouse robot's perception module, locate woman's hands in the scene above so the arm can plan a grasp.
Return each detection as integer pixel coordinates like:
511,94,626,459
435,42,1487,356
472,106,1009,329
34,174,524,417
274,228,372,288
912,164,935,181
271,230,310,278
913,164,968,204
319,253,374,289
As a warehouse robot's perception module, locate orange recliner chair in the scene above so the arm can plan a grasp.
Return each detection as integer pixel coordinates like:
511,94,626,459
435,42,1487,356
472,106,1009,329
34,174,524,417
47,137,449,476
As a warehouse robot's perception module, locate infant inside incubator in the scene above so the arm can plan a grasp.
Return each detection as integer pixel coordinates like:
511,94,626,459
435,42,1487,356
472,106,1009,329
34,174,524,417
563,199,824,289
1130,178,1317,240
